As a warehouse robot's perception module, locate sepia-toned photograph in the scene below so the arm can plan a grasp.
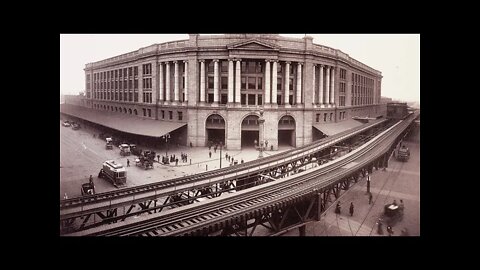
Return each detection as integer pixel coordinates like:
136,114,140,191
60,34,420,236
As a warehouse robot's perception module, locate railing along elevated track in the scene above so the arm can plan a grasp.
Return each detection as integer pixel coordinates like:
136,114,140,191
60,118,388,234
69,112,417,236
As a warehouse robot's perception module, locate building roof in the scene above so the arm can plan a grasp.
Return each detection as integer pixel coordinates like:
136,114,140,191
313,119,365,136
60,104,186,138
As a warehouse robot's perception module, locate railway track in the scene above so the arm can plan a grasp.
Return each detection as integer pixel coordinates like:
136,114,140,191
70,114,414,236
60,119,387,214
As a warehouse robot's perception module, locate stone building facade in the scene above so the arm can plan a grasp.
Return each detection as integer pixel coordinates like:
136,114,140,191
84,34,383,150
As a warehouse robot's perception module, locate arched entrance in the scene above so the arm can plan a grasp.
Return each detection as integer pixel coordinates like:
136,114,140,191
241,115,259,148
205,114,225,146
278,115,296,147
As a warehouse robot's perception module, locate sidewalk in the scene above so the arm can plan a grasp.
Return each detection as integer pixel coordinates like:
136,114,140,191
280,137,420,236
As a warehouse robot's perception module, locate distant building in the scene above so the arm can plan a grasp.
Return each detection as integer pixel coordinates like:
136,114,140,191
69,34,385,150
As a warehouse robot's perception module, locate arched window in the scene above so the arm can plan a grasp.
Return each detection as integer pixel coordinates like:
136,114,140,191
128,108,132,114
124,108,127,113
134,109,138,115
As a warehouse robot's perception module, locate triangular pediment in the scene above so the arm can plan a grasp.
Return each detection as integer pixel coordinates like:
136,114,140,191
227,39,279,51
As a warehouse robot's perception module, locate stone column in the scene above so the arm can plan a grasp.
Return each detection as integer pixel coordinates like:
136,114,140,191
174,61,179,103
159,62,164,103
312,64,316,106
330,67,335,105
264,60,271,105
139,65,144,104
296,63,302,104
235,59,241,104
285,61,290,106
325,66,330,106
165,61,171,103
272,61,278,105
200,60,205,103
213,59,219,105
183,60,188,103
228,59,234,104
319,65,324,106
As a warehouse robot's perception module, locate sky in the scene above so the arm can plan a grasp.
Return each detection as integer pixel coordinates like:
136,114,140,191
60,34,419,103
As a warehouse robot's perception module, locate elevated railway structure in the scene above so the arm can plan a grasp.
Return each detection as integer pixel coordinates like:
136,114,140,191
60,118,390,234
68,111,418,236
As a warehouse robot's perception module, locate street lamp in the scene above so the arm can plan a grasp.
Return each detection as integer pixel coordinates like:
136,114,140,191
258,109,265,158
162,133,171,158
219,141,223,168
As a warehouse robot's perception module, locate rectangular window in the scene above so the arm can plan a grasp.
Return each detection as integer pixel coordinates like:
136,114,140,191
248,94,256,105
277,78,282,90
277,64,282,73
289,78,294,90
256,62,262,73
221,77,228,90
248,77,256,89
257,77,262,90
161,110,165,119
330,113,333,121
289,95,293,105
208,93,214,103
324,113,327,122
241,94,246,105
208,77,214,89
257,94,262,105
207,61,214,73
134,92,138,102
221,61,228,72
221,94,227,104
134,66,138,76
248,62,256,73
129,92,132,101
316,114,320,122
148,109,151,118
169,111,173,120
134,79,138,89
241,62,247,73
178,111,183,121
241,77,246,90
143,108,146,116
277,95,282,105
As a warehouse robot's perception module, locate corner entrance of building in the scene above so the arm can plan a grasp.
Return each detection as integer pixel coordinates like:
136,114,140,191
241,115,259,148
205,114,225,146
278,115,296,147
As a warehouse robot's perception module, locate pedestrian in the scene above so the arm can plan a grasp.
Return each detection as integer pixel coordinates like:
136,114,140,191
376,218,383,235
89,175,93,185
214,146,217,153
241,158,244,164
366,175,371,193
399,199,404,211
393,199,398,206
127,159,130,167
209,151,212,158
368,192,373,205
157,155,160,162
265,140,268,149
175,158,178,166
63,193,68,200
349,202,354,216
190,142,193,148
335,202,341,214
387,226,394,236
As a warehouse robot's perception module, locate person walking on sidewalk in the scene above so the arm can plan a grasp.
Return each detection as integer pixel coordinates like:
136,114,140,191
349,202,354,216
335,201,341,214
209,151,212,158
127,159,130,167
368,192,373,205
366,175,371,194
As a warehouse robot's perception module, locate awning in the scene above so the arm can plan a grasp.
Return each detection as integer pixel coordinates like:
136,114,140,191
60,104,186,138
313,119,365,136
